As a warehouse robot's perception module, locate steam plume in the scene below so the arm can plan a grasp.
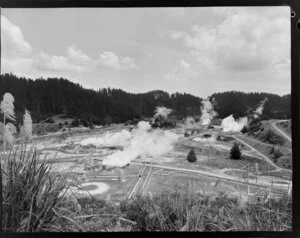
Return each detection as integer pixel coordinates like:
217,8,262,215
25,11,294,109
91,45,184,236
80,129,132,147
153,106,172,119
200,98,217,125
184,116,195,128
253,97,268,118
221,115,248,132
102,121,178,167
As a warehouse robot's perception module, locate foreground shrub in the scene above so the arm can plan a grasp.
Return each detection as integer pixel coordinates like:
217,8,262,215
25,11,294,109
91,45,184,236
1,146,70,232
119,190,292,231
57,186,292,232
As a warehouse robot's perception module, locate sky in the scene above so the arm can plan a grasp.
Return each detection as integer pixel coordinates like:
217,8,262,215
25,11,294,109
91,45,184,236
1,7,291,98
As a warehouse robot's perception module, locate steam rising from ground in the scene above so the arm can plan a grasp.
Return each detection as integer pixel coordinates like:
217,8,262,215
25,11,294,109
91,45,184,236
102,121,178,167
221,115,248,132
253,98,268,118
200,98,217,125
153,106,172,119
80,130,132,147
184,116,195,128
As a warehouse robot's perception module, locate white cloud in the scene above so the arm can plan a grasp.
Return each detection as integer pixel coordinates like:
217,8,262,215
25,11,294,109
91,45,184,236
1,15,138,77
1,16,32,58
1,57,75,80
66,43,93,65
32,45,137,74
33,44,93,74
34,51,87,73
167,7,290,73
97,51,137,70
165,59,199,81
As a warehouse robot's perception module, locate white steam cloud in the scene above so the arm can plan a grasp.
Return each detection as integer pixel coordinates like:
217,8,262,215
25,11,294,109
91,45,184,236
200,98,217,125
102,121,178,167
253,97,268,118
221,115,248,132
80,129,132,147
184,116,195,128
154,106,172,119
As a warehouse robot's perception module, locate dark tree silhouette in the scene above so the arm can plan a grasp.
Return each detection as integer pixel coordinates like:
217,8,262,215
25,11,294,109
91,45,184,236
241,126,248,134
187,149,197,162
230,143,242,160
0,74,290,126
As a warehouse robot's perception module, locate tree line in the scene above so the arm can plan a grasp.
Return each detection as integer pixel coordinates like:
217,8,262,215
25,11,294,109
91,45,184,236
0,73,291,126
211,91,290,119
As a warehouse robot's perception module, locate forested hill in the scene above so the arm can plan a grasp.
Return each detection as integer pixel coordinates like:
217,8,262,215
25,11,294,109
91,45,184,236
211,91,291,119
0,73,290,126
0,73,201,125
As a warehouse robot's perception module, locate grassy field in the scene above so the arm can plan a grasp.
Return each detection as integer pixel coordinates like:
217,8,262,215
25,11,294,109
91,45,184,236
276,121,291,138
144,172,241,198
236,135,292,169
2,133,292,232
248,120,291,148
172,141,276,172
260,170,292,180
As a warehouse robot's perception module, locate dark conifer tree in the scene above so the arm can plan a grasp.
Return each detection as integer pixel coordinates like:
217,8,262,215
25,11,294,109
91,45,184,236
187,149,197,162
230,143,242,160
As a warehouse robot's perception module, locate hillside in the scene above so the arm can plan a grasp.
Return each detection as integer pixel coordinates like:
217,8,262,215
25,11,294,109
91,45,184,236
211,91,290,119
0,74,291,127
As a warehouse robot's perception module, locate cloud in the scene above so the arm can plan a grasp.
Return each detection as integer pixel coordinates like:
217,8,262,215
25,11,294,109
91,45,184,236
33,44,93,74
167,7,290,73
33,45,137,74
97,51,137,70
1,15,138,77
165,59,199,81
34,51,87,73
66,43,93,65
1,16,32,58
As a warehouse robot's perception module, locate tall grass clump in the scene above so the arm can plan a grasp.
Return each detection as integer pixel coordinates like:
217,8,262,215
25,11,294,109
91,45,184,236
1,145,71,232
119,188,292,231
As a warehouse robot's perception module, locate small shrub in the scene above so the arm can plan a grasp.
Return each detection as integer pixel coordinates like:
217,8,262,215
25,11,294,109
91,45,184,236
71,118,80,127
184,132,190,137
241,126,248,134
230,143,241,160
81,119,89,127
273,149,283,159
269,147,275,155
88,122,94,129
264,129,284,145
187,149,197,162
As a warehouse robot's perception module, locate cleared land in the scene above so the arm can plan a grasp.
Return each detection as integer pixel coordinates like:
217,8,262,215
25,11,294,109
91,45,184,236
7,119,291,205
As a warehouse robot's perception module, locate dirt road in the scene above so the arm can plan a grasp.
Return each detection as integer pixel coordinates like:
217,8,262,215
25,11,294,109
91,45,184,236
232,135,292,173
271,120,291,142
